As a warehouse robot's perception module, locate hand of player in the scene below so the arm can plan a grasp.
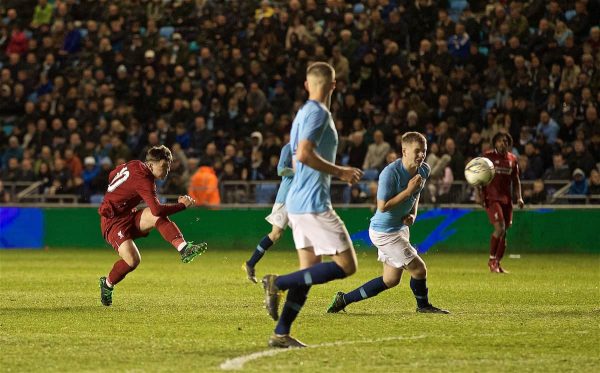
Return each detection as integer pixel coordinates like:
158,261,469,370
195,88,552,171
338,166,364,185
406,174,423,195
403,214,416,226
517,198,525,209
178,195,196,208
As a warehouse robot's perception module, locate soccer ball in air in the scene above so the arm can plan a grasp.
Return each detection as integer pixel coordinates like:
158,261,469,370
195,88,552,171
464,157,495,186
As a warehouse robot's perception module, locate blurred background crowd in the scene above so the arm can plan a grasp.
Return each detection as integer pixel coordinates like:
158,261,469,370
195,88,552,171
0,0,599,205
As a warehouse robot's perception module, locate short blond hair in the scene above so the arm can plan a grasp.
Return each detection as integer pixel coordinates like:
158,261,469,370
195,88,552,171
401,132,427,147
306,62,335,82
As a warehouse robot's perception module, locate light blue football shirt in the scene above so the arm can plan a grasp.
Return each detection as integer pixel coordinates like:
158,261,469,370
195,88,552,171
369,159,431,233
286,100,338,214
275,143,293,204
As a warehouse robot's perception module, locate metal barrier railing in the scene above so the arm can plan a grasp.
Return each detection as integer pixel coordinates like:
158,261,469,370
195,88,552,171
2,179,598,206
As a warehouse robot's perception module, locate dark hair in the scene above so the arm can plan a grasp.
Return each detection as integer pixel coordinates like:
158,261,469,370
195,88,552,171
492,132,513,148
146,145,173,163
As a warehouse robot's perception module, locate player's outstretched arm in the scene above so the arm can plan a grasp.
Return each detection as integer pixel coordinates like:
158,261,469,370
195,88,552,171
138,183,188,217
296,139,363,184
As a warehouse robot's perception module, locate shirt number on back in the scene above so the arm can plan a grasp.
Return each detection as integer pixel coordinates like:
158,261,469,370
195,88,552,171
107,167,130,192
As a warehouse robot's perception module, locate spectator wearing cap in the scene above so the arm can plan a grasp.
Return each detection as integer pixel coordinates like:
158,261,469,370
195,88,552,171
568,168,588,198
0,0,597,204
81,156,100,200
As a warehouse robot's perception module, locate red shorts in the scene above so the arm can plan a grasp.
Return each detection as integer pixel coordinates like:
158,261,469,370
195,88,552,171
100,209,149,251
485,201,513,227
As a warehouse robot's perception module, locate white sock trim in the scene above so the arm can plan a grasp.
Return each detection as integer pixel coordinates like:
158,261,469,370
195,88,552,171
106,278,113,288
177,242,187,252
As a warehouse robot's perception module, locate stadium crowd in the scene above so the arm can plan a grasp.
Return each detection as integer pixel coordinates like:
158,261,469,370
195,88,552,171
0,0,599,205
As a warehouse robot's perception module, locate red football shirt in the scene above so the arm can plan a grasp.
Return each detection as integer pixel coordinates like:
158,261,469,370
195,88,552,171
482,150,520,205
98,160,184,218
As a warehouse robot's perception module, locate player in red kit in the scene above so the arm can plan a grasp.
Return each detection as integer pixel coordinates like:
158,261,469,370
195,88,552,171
98,145,207,306
476,133,524,273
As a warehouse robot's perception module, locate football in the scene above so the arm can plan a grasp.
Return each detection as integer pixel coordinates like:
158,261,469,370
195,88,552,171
464,157,496,186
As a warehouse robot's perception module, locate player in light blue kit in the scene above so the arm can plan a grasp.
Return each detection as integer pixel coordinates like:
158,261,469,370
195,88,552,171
327,132,449,314
261,62,363,348
242,143,294,283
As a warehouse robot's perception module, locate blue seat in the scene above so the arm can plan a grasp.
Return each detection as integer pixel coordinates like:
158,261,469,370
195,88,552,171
90,194,104,204
3,125,14,135
565,10,576,21
159,26,175,40
340,154,350,166
255,183,278,204
452,0,468,10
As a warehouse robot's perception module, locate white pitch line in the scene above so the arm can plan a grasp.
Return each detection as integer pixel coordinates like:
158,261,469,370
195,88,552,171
219,334,427,370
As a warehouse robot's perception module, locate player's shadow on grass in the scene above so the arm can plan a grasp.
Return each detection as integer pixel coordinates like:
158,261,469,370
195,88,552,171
325,312,387,317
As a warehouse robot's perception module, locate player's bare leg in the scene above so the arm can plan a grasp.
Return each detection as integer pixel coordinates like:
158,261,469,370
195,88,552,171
489,221,506,273
100,240,141,306
331,247,358,276
406,256,449,314
139,207,207,263
244,225,284,283
383,263,403,288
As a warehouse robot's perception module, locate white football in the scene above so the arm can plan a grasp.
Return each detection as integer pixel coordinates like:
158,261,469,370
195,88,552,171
464,157,495,186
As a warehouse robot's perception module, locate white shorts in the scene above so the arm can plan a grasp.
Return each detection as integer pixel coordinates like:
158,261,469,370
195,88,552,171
288,210,353,256
265,203,289,230
369,226,418,269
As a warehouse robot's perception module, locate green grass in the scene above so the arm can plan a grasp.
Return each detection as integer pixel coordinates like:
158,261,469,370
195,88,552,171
1,248,598,372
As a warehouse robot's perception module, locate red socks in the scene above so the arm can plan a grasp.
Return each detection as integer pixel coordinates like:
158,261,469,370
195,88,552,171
108,259,135,286
155,217,185,249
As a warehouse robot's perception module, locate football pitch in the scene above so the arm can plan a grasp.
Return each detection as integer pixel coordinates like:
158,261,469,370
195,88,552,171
1,248,598,372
